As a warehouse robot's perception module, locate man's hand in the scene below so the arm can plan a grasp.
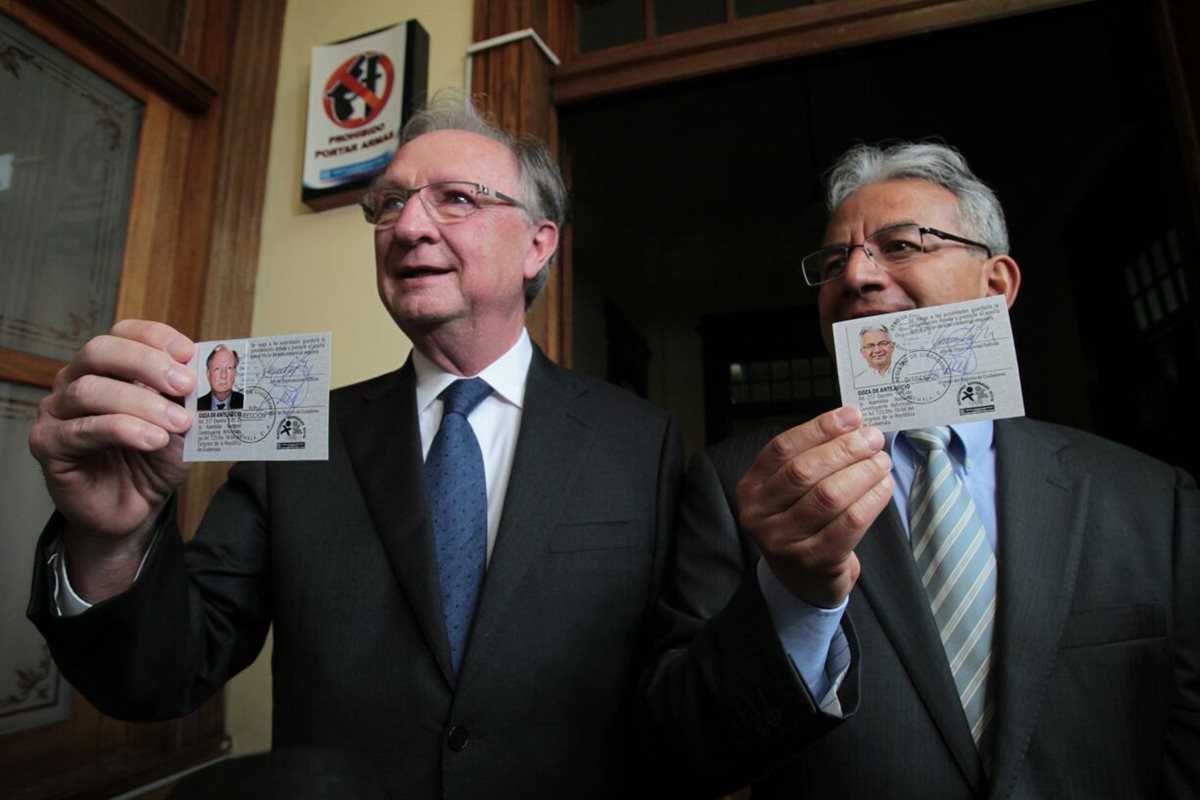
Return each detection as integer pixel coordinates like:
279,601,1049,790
737,406,892,608
28,320,196,601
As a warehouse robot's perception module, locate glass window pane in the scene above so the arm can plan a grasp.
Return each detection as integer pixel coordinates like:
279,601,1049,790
1151,241,1169,276
1137,255,1153,287
0,18,143,362
1133,298,1147,330
815,377,833,396
1146,289,1162,322
735,0,814,19
791,358,809,377
656,0,726,36
752,382,771,402
1123,264,1139,297
771,359,789,378
0,381,71,735
772,379,790,400
813,355,832,376
1161,277,1179,313
749,361,769,381
578,0,646,53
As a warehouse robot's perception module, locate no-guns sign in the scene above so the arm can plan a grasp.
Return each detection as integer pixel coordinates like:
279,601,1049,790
302,20,428,211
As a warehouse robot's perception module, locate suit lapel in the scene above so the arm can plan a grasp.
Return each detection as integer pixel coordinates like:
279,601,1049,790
987,419,1088,799
856,502,986,790
340,362,455,683
458,350,595,680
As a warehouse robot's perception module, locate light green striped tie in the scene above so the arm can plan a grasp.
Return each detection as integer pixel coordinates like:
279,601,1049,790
906,427,997,768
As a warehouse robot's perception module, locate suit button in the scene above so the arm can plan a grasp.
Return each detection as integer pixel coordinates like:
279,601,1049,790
446,725,469,752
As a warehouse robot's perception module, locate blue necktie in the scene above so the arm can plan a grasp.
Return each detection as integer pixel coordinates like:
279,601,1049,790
426,378,492,674
906,427,997,768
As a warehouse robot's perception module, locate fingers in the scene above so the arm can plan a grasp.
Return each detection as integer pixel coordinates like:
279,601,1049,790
767,447,891,531
786,467,894,563
58,321,196,399
39,373,192,446
30,321,196,465
736,406,894,606
745,407,864,484
111,319,196,363
745,407,883,518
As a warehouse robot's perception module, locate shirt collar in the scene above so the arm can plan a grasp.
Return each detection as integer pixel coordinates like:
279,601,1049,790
886,419,994,472
412,329,532,414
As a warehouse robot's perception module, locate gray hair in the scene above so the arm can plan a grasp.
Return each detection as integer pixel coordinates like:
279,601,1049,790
206,344,239,368
858,324,889,338
398,90,568,307
825,142,1010,256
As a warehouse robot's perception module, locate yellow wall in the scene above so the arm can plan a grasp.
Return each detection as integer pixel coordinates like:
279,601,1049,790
227,0,474,755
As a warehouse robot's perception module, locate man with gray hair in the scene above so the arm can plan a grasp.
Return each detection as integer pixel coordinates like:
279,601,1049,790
28,92,774,797
648,141,1198,798
855,323,895,384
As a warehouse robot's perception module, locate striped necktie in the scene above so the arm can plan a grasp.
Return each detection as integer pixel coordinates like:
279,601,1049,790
905,426,997,766
426,378,492,674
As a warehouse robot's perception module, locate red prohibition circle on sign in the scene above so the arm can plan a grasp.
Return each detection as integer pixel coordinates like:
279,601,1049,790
322,51,395,129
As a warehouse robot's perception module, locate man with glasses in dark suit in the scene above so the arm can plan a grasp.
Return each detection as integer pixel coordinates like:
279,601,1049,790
645,141,1199,798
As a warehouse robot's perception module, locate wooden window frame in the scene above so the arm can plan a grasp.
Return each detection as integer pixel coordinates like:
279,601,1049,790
0,1,283,796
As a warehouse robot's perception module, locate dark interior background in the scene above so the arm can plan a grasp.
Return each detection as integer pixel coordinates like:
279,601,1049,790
560,0,1200,479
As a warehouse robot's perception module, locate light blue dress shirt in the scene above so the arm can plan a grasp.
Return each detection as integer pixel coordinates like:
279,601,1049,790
760,420,997,705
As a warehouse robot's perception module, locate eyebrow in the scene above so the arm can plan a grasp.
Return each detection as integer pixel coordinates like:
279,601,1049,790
827,220,920,246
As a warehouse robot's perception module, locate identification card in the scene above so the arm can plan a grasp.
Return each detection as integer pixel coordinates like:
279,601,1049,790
183,332,332,461
833,296,1025,431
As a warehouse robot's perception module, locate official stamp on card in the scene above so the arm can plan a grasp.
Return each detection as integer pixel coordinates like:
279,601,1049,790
833,296,1025,431
184,332,332,461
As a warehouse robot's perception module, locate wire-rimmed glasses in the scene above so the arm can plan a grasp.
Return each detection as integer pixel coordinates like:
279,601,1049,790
801,223,993,286
360,181,525,226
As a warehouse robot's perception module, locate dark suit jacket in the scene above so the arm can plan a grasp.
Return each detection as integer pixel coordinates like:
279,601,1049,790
197,390,244,410
661,417,1199,799
31,351,690,798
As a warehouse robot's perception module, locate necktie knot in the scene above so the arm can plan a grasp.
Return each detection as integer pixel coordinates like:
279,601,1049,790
905,426,952,456
441,378,492,418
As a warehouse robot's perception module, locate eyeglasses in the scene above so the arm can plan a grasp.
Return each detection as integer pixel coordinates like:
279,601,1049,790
360,181,525,226
801,223,993,286
860,340,894,351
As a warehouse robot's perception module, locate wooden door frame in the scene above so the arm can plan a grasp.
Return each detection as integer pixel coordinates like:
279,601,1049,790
472,0,1200,367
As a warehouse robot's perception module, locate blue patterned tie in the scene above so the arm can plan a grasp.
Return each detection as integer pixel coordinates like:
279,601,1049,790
426,378,492,674
906,427,997,767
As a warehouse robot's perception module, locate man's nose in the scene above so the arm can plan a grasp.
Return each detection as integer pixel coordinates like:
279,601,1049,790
841,243,886,286
389,193,439,242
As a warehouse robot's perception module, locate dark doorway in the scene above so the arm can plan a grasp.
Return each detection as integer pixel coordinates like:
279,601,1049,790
560,0,1200,478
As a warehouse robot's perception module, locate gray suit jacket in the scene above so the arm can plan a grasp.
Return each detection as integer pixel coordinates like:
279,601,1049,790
664,417,1199,798
31,350,691,798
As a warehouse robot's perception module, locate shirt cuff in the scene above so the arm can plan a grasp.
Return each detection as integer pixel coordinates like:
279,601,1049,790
756,558,850,703
48,530,159,617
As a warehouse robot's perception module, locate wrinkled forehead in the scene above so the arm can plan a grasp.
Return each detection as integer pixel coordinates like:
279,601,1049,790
382,129,521,191
860,331,891,344
209,352,236,369
824,179,962,244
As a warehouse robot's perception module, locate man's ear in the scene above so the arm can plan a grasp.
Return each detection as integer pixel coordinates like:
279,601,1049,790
984,254,1021,309
524,221,559,280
